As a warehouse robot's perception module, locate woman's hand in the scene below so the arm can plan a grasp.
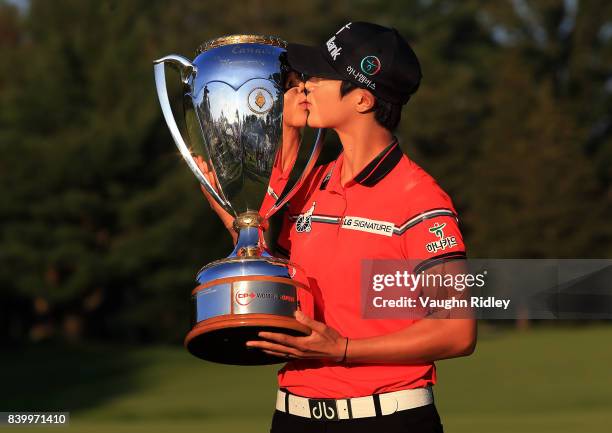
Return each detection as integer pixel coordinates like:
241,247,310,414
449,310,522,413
246,311,348,362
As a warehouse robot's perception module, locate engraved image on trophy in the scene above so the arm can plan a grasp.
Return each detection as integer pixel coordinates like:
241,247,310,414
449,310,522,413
154,36,325,365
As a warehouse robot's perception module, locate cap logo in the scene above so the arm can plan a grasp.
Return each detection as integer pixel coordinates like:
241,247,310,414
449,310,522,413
326,36,342,61
326,22,351,61
347,65,376,90
360,56,381,76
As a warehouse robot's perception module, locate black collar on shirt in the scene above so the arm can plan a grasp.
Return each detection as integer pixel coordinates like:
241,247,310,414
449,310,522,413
320,138,403,190
353,138,403,187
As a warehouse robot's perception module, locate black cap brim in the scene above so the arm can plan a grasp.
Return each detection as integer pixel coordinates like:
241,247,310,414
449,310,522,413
287,43,344,80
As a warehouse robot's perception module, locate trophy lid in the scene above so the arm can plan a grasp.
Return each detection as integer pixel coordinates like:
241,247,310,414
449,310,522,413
197,35,287,54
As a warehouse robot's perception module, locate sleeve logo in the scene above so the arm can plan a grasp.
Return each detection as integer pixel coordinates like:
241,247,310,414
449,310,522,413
426,222,458,253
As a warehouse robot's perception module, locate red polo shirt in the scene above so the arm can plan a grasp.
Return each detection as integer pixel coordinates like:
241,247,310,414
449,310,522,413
275,139,466,399
260,150,291,217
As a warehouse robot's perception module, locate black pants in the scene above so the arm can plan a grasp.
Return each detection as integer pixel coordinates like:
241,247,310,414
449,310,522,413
270,404,444,433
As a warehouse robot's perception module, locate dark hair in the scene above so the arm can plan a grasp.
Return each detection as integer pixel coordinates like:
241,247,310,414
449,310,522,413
339,81,403,131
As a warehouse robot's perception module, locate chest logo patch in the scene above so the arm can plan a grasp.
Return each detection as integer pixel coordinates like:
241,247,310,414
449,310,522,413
341,216,394,237
295,202,316,233
425,222,458,253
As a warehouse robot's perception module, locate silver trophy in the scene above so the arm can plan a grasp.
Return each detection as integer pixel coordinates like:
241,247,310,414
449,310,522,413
154,35,324,365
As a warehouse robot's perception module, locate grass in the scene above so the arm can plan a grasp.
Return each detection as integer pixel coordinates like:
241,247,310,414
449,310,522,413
2,324,611,433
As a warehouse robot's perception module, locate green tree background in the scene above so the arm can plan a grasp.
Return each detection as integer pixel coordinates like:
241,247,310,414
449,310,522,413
0,0,610,345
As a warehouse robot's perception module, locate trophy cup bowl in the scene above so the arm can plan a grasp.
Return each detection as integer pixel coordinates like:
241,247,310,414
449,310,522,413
154,35,324,365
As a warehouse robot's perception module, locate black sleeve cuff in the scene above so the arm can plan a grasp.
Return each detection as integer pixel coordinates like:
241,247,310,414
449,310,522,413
413,251,466,274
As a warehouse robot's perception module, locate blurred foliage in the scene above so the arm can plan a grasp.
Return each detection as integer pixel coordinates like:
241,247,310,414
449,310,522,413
0,0,610,344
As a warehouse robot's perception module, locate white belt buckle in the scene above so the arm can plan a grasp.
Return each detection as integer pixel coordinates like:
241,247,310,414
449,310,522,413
379,394,399,415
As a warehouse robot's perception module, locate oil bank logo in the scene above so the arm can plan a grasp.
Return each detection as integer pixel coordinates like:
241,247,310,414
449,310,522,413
295,202,316,233
425,222,458,253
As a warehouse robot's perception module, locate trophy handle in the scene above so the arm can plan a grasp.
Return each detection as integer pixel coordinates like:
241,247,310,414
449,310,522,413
153,55,233,214
264,128,327,219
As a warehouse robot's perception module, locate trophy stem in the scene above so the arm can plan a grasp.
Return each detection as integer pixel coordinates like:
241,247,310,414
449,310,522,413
231,211,270,258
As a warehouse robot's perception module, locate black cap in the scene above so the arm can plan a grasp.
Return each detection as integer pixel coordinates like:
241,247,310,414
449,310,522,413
287,22,422,105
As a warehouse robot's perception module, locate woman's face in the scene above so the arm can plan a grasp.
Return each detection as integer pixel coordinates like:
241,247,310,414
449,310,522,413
303,77,352,129
283,71,308,128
